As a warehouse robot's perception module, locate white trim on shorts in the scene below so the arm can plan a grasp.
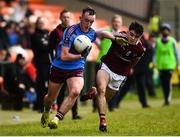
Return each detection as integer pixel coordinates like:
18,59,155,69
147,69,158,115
100,63,127,91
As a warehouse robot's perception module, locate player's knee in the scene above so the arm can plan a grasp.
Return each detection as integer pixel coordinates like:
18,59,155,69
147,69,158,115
70,89,80,98
97,86,106,95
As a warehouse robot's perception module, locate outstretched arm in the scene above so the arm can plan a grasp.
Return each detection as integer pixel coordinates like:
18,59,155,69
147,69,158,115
96,30,128,46
96,30,115,40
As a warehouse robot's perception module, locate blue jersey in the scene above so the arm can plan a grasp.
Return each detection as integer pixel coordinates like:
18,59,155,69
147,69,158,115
52,24,96,70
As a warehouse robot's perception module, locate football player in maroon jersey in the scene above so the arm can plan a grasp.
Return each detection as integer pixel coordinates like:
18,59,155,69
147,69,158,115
81,21,144,132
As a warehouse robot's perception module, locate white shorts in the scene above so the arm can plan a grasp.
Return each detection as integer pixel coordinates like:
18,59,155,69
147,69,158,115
100,63,126,91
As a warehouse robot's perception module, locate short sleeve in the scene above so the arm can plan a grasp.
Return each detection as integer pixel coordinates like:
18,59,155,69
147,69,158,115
62,27,75,48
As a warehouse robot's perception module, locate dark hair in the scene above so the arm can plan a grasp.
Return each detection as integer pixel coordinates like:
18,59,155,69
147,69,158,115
16,54,25,61
129,21,144,36
82,7,96,15
60,9,70,18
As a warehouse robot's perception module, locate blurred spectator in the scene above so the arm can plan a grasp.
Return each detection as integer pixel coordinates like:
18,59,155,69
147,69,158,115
4,0,15,6
14,54,36,110
6,21,20,46
0,4,6,49
0,50,11,93
13,53,27,110
154,23,180,105
132,35,154,108
0,76,3,91
144,33,157,97
0,22,11,51
0,4,5,23
0,49,12,110
148,10,161,37
24,62,36,82
23,62,36,108
96,14,123,64
31,16,50,112
18,19,32,49
10,0,33,23
0,53,35,110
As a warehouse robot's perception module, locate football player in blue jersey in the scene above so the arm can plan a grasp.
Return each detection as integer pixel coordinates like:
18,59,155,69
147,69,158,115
41,7,97,129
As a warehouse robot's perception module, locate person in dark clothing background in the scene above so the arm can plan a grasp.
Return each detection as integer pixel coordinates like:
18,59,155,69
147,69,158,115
0,21,12,51
13,54,26,110
13,53,30,110
48,9,81,119
0,53,34,110
31,17,50,112
142,34,156,97
133,34,156,108
0,52,18,110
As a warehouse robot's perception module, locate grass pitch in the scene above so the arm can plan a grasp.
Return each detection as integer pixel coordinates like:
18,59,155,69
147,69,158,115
0,87,180,136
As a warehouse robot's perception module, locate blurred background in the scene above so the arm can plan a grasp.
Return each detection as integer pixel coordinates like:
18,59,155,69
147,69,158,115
0,0,180,113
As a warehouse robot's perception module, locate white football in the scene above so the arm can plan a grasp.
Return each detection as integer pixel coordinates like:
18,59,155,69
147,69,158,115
73,35,92,53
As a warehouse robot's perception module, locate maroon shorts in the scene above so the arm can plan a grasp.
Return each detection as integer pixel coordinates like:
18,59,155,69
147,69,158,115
49,66,84,83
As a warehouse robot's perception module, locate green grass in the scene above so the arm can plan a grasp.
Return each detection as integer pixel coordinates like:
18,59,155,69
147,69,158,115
0,87,180,136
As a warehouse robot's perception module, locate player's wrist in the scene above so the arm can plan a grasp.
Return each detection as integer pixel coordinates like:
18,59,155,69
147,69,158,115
78,55,82,59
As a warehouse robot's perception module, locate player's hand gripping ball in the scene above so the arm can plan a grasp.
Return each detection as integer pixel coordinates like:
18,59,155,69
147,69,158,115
81,46,92,58
73,35,92,53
